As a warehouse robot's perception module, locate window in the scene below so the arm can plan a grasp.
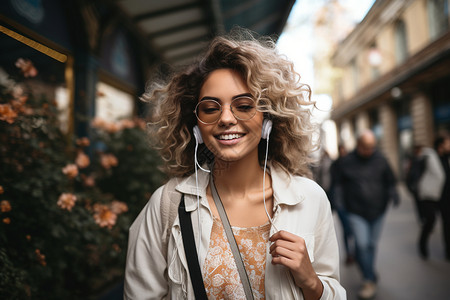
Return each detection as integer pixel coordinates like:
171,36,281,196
368,44,381,79
394,20,408,64
428,0,449,39
95,82,133,123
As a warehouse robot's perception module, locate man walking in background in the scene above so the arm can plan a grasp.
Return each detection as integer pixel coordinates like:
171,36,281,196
334,130,399,299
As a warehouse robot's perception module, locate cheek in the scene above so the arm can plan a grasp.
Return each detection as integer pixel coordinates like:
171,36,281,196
250,114,264,136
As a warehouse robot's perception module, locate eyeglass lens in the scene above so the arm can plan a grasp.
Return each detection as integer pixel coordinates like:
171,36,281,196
195,96,256,124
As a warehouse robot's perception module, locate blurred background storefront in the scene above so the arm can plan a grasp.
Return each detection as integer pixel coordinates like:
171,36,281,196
0,0,295,139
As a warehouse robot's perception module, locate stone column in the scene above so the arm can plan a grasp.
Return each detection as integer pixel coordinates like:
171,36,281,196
339,118,357,151
410,92,434,147
355,111,371,134
379,103,399,175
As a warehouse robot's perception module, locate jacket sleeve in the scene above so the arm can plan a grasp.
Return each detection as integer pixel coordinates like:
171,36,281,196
124,186,168,299
383,158,400,206
315,190,347,300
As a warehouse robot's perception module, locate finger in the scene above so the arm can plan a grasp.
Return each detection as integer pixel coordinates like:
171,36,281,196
269,230,304,243
271,249,305,270
271,244,296,259
269,238,302,254
269,234,306,253
271,246,313,270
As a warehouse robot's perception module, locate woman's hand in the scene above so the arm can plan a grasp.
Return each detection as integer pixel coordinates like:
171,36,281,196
269,230,323,300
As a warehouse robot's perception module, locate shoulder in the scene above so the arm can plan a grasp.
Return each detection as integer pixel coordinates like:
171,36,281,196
276,174,333,228
285,174,329,208
134,177,182,221
341,151,357,164
292,175,326,196
272,166,326,198
129,176,185,232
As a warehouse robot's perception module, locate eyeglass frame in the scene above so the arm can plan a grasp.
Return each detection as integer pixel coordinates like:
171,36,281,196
193,95,258,124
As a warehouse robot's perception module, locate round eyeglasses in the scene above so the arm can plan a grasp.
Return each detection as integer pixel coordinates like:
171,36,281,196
194,96,257,124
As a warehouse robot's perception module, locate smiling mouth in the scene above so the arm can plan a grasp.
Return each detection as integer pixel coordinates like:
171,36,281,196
216,133,244,140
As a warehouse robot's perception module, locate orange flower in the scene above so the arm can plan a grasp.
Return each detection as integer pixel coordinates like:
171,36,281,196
105,122,121,133
120,119,135,129
3,217,11,224
35,249,46,266
0,185,4,194
91,117,107,129
93,204,117,229
111,200,128,214
82,175,95,187
26,235,31,241
57,193,77,211
100,153,118,169
134,118,147,130
11,95,27,110
112,243,121,253
76,137,90,147
23,107,34,115
1,200,11,212
62,164,78,178
0,104,18,124
75,151,90,169
15,58,38,78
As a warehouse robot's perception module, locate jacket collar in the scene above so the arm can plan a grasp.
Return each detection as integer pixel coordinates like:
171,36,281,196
175,164,211,212
270,164,306,206
174,163,305,211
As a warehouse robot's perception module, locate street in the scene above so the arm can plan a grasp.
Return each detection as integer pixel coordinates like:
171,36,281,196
336,185,450,299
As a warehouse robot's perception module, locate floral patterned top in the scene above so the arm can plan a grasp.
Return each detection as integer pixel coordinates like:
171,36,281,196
202,215,271,299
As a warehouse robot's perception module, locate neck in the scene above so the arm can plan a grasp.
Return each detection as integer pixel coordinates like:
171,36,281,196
212,157,266,197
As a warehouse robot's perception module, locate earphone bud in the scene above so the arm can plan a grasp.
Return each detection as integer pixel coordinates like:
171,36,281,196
193,125,210,173
193,125,203,144
261,119,272,139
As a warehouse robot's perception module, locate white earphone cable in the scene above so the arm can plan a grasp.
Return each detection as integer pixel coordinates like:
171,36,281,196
194,140,203,253
263,135,279,232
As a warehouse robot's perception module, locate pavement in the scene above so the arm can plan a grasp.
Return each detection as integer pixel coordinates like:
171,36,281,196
335,185,450,300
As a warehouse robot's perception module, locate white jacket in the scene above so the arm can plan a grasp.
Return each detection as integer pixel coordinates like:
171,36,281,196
124,165,346,299
418,147,445,201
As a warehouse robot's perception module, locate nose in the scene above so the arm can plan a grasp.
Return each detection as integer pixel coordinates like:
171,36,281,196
218,104,237,126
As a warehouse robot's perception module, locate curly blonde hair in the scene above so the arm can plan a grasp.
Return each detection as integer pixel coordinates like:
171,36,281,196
144,29,317,178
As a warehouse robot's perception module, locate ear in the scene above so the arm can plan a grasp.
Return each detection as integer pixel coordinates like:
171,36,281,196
261,119,272,139
193,125,203,144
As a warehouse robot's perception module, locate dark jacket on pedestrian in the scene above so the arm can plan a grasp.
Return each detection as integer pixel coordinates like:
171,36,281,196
334,149,399,221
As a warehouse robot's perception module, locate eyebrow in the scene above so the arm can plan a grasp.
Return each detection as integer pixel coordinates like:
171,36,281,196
199,93,253,102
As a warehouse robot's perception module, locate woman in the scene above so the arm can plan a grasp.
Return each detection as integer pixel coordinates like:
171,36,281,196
124,31,345,299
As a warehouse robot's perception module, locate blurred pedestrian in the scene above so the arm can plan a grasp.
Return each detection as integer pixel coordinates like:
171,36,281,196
312,149,333,196
334,130,399,299
415,143,445,260
329,144,355,265
435,135,450,261
405,145,427,223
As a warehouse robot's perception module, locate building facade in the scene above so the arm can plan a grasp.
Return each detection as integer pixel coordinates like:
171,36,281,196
330,0,450,177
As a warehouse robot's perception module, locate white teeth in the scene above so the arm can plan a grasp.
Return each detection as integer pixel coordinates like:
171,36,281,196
218,133,243,140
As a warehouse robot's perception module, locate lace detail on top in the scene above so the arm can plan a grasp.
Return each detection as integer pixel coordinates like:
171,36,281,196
202,216,271,299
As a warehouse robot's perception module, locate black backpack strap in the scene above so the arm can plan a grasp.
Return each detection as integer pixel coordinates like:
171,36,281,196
178,195,208,300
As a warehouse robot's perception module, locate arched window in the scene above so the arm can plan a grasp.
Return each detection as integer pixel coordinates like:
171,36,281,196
394,20,408,64
428,0,449,39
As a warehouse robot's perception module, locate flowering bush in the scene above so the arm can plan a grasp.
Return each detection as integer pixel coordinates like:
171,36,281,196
0,62,164,299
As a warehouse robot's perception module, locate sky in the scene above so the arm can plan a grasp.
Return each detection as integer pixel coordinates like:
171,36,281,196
277,0,375,90
276,0,375,155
